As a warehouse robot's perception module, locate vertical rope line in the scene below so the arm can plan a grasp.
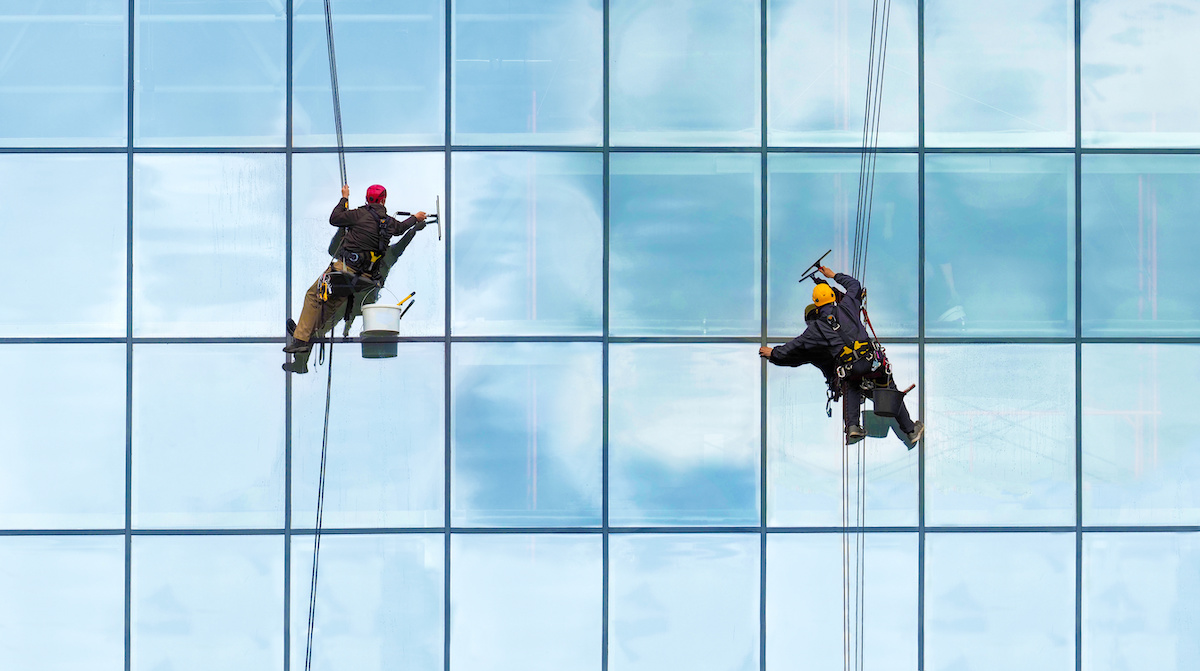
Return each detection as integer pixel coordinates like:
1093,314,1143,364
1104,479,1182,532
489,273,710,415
323,0,347,186
304,343,335,671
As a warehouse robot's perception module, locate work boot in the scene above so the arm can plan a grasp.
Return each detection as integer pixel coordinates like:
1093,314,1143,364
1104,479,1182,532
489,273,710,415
905,421,925,449
283,337,312,354
846,425,867,445
282,358,309,374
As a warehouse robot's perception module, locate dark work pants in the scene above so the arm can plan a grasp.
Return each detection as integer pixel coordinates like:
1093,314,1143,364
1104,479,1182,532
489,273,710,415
843,376,916,435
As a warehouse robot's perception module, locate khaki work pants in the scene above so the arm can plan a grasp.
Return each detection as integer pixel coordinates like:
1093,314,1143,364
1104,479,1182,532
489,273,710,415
293,260,359,343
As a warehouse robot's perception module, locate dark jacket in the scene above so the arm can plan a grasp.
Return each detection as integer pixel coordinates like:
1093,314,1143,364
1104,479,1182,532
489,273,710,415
792,273,869,358
768,331,840,389
328,198,422,260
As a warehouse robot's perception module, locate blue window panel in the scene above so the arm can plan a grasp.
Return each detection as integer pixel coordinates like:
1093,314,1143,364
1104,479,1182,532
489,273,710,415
293,343,444,529
1083,533,1200,671
293,0,445,147
132,344,284,529
0,537,125,671
767,345,919,527
925,154,1075,337
767,153,918,338
0,345,125,530
1083,345,1200,526
290,534,443,671
133,154,285,337
766,533,917,671
451,152,603,336
925,345,1076,526
610,154,761,336
132,535,283,671
452,343,602,527
453,0,603,146
134,0,286,147
1082,156,1200,335
609,534,759,671
0,154,126,337
609,344,760,527
767,0,918,147
0,1,126,147
1083,1,1200,148
610,0,761,147
925,533,1075,671
451,534,601,671
292,152,446,337
924,0,1074,147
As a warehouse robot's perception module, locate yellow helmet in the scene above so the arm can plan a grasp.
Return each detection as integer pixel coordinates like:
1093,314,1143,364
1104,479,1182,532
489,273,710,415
812,283,835,307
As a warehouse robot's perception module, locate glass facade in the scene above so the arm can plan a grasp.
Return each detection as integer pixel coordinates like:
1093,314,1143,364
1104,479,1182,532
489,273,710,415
3,2,1199,671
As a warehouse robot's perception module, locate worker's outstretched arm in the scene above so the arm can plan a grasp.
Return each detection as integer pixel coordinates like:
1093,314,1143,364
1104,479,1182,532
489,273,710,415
821,265,863,302
330,184,353,227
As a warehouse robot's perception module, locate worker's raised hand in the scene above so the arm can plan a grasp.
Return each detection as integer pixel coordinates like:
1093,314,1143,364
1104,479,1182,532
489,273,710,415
413,211,427,222
759,346,774,358
819,265,836,278
341,184,350,199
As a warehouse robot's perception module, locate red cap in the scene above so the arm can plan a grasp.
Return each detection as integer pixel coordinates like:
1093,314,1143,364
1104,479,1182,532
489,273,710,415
365,184,387,203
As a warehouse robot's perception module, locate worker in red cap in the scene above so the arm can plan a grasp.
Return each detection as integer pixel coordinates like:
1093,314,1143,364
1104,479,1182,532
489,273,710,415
284,184,427,364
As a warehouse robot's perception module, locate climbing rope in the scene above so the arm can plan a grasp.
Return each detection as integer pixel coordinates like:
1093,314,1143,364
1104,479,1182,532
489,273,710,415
323,0,347,186
851,0,893,286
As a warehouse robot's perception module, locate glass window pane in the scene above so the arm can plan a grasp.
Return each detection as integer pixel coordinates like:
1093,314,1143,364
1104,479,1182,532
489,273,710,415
452,0,602,146
610,0,760,146
133,154,285,337
924,0,1074,147
293,0,444,147
133,344,284,529
292,153,445,337
0,345,125,529
768,154,918,337
290,534,443,671
925,533,1075,671
0,2,126,146
1082,1,1200,148
0,154,126,337
134,0,285,146
0,537,125,671
293,343,444,529
452,343,601,527
925,154,1075,337
768,345,919,527
451,534,601,671
767,533,917,671
610,154,761,336
767,0,918,147
132,536,283,671
609,344,760,526
926,345,1075,526
1082,156,1200,335
1083,345,1200,525
451,152,602,336
1083,533,1200,671
610,534,759,671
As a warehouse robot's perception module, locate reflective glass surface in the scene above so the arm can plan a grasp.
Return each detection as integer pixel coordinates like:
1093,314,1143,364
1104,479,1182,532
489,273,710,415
0,154,126,337
453,0,603,146
610,0,760,146
134,0,286,146
768,154,918,337
133,154,285,337
293,0,444,147
0,2,126,147
451,535,601,671
132,536,284,671
925,533,1075,671
609,534,759,671
0,537,125,671
1082,156,1200,335
767,0,918,147
610,154,761,336
132,345,284,529
451,152,603,335
0,345,125,529
767,534,917,671
293,344,444,529
290,534,443,671
292,152,445,337
925,154,1075,336
609,345,759,526
1083,345,1200,525
924,0,1074,147
767,346,919,527
925,345,1075,526
1083,533,1200,671
452,343,601,527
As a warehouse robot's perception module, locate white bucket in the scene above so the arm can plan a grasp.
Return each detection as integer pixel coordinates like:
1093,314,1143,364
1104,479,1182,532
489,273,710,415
361,303,402,335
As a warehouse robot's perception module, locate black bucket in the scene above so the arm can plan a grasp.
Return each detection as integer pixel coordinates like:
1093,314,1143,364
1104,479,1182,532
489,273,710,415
872,387,905,418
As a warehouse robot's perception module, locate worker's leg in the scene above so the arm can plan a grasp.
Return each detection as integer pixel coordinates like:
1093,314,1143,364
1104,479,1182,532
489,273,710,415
843,381,863,432
885,379,917,435
291,272,329,346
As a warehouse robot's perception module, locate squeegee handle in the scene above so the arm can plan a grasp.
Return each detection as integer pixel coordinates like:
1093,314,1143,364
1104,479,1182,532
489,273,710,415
799,249,833,283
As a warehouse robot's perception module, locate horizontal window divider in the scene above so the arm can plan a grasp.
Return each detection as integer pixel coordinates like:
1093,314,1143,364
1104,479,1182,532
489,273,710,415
0,528,127,536
5,526,1194,537
10,145,1200,155
923,526,1077,533
8,336,1200,346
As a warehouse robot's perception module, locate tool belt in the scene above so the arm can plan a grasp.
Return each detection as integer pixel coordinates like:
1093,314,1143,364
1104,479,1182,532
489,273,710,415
339,249,385,275
319,261,379,301
836,340,882,381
